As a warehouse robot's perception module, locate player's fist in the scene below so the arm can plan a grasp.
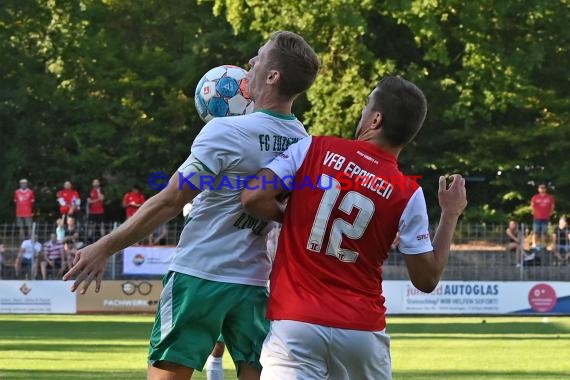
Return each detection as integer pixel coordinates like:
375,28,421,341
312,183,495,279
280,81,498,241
438,174,467,217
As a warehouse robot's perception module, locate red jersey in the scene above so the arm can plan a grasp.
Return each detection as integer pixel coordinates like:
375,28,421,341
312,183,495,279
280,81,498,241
14,188,35,217
89,188,104,215
531,193,555,220
57,189,80,215
265,136,432,331
123,192,145,218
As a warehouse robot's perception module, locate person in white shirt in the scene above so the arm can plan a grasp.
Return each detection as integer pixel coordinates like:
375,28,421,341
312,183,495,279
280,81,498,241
15,235,42,279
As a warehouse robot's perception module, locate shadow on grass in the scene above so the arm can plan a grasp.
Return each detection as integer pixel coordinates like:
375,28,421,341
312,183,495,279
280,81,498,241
0,369,147,380
0,320,152,340
393,369,570,379
0,369,238,380
387,321,570,335
0,343,147,353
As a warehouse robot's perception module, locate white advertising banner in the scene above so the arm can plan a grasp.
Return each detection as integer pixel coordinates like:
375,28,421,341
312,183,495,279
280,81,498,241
123,246,175,275
383,281,570,315
0,281,76,314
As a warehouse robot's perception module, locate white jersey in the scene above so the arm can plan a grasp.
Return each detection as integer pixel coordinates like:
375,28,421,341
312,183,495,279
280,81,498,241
170,110,308,286
21,239,42,260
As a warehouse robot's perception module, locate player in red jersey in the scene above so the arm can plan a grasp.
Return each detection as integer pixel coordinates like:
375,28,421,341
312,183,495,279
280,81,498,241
242,77,467,379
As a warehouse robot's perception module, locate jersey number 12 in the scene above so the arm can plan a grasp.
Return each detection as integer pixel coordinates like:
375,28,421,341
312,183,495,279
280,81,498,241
306,174,374,263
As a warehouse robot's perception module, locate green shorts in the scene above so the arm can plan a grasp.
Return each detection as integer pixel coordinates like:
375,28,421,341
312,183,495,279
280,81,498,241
148,271,269,373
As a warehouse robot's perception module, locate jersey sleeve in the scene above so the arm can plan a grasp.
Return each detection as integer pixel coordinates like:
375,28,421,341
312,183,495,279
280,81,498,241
265,136,312,186
398,187,433,254
185,119,241,176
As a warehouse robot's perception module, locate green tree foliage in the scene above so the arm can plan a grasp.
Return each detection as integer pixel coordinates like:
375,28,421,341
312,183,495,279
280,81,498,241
214,0,570,222
1,0,568,223
2,0,257,221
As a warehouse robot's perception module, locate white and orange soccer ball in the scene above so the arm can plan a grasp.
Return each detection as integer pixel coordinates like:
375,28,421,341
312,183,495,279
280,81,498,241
194,65,254,122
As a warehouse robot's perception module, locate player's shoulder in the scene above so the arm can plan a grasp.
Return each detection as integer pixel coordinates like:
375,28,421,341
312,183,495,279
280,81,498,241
310,135,350,149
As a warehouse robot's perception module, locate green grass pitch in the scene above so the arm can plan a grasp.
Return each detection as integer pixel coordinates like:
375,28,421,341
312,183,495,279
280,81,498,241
1,315,569,379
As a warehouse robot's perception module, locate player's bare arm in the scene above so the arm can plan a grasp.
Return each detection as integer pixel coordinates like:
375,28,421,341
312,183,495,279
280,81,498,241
241,168,288,223
63,171,200,293
403,174,467,293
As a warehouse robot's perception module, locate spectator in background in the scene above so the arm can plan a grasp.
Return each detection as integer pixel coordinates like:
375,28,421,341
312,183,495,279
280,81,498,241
15,234,42,279
551,215,569,266
56,218,66,242
14,179,35,240
149,224,168,246
530,183,555,248
64,232,84,271
87,179,105,242
57,181,81,224
122,185,145,219
0,242,5,279
65,217,80,239
40,233,65,280
505,220,524,267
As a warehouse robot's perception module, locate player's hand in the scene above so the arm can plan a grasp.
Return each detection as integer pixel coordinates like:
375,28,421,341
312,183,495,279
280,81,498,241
62,244,108,294
438,174,467,217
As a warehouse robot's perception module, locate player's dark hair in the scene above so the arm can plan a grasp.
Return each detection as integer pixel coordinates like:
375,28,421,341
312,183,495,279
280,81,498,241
267,31,320,98
371,76,428,147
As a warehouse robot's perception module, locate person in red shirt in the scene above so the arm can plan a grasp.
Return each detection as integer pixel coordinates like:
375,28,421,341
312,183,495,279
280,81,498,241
57,181,81,223
14,179,35,240
87,179,105,241
530,183,555,248
122,185,145,219
242,77,467,379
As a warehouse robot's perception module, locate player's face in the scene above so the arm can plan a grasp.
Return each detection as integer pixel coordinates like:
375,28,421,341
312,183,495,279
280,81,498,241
64,181,72,189
247,41,272,100
92,179,100,188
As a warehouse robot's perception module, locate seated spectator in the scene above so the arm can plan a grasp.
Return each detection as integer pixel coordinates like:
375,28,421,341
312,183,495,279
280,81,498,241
14,234,42,279
551,215,569,266
64,232,84,270
149,224,168,246
40,233,66,280
65,217,80,238
506,220,524,266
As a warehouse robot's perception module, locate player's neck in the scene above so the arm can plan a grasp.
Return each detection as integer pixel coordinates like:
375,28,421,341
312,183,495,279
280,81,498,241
358,135,401,158
253,94,294,116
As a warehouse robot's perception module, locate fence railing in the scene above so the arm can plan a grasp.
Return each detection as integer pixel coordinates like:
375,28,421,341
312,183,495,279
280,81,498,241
0,222,566,282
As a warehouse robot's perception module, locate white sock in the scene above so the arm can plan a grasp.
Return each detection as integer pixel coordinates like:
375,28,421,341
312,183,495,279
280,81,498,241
205,355,224,380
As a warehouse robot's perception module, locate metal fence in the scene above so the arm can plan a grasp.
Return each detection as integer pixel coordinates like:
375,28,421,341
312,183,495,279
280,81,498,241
0,221,567,281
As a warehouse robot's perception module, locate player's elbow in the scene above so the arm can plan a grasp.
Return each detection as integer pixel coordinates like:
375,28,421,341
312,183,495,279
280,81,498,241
412,279,438,294
409,273,439,293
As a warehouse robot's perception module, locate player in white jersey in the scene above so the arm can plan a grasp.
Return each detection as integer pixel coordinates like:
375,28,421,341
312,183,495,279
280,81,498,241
64,31,319,380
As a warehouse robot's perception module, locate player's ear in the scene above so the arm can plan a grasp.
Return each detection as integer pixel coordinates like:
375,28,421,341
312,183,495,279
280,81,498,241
267,70,280,85
370,112,383,130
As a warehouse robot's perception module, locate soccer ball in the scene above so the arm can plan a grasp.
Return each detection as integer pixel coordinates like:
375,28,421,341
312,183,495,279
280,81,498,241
194,65,254,122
